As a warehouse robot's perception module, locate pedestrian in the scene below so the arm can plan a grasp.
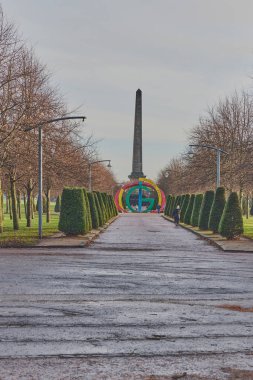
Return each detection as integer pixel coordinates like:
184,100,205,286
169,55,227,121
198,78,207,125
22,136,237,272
157,204,161,214
172,205,180,226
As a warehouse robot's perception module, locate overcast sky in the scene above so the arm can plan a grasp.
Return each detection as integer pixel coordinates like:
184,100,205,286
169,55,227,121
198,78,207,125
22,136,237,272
2,0,253,181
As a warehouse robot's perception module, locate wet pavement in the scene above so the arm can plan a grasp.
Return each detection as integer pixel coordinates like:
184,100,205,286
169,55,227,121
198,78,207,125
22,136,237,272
0,214,253,379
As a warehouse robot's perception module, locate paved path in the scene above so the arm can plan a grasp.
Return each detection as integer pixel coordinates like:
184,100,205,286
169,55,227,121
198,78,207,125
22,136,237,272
0,214,253,379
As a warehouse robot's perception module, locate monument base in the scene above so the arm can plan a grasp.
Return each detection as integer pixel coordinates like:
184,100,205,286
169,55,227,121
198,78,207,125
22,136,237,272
128,172,146,180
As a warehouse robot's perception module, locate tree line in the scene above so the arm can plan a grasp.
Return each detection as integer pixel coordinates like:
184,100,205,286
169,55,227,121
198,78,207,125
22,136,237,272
0,7,116,232
157,90,253,213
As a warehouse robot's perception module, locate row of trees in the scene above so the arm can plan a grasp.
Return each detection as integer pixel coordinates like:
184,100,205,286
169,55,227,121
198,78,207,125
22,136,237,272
59,187,118,235
0,7,116,233
164,187,244,239
157,90,253,209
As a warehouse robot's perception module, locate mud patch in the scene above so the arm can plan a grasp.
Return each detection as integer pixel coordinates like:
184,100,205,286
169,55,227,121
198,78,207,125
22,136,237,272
218,304,253,312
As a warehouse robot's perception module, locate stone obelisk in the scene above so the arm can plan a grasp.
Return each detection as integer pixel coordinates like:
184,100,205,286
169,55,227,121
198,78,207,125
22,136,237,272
129,89,145,180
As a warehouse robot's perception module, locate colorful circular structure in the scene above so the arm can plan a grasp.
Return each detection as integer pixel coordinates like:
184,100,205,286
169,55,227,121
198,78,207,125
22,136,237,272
114,178,166,213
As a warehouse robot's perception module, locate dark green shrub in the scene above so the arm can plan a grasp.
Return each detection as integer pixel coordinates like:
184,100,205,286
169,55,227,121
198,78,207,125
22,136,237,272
101,193,109,221
93,192,103,227
208,187,226,233
180,195,185,208
36,194,47,213
87,192,99,229
169,196,176,217
184,194,195,225
59,187,87,235
109,195,118,217
83,188,92,231
180,194,190,222
96,192,106,225
164,195,172,216
198,190,214,230
54,195,61,212
174,195,181,211
191,194,203,227
219,192,244,239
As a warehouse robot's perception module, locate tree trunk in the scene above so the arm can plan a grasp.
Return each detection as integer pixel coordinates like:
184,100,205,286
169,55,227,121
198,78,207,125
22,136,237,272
246,194,249,219
26,180,33,228
23,193,27,218
1,192,3,222
8,192,12,220
31,196,34,219
17,190,21,219
45,189,50,223
9,175,19,230
5,193,9,214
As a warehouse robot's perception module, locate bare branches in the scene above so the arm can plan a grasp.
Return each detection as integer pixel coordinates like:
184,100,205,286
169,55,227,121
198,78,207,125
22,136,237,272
158,90,253,195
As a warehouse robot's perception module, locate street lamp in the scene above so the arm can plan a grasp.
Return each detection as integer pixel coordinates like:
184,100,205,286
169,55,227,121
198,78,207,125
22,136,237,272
25,115,86,239
188,144,228,188
88,159,112,192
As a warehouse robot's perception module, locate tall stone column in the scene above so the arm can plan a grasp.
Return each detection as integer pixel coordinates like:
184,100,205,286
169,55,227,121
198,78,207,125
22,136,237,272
129,89,145,180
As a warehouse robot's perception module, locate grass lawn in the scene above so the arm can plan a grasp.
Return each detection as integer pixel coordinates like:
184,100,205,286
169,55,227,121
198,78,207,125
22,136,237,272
0,203,59,247
243,216,253,239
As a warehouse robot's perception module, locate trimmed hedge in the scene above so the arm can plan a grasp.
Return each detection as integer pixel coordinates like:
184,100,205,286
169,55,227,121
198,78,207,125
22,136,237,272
93,192,103,227
180,194,190,222
198,190,214,230
87,192,99,229
180,194,185,208
59,187,87,235
191,193,203,227
169,196,176,217
95,192,107,225
219,192,244,239
164,195,172,216
184,194,195,225
109,195,118,217
36,194,47,213
83,188,92,231
208,187,226,233
54,195,61,212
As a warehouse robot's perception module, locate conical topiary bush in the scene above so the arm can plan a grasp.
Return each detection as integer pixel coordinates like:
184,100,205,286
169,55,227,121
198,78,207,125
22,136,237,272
180,195,185,208
169,196,176,217
184,194,195,225
109,195,118,217
180,194,190,222
219,192,244,239
54,195,61,212
208,187,226,233
164,195,170,216
198,190,214,230
36,194,47,213
177,195,182,209
191,193,203,227
87,192,99,229
93,192,103,227
83,188,92,232
96,192,107,225
59,187,87,235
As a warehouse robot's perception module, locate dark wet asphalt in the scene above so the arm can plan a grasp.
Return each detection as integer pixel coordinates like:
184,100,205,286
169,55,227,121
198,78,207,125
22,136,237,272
0,214,252,379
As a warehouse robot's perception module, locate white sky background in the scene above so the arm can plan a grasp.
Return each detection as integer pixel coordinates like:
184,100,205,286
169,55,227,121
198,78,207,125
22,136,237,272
1,0,253,181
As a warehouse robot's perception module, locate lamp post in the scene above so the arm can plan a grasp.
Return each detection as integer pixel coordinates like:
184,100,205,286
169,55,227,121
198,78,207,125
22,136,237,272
25,116,86,239
188,144,228,188
88,159,112,192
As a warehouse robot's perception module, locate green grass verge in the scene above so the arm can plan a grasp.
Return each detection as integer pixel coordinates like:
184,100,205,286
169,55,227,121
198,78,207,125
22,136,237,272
0,203,59,247
243,216,253,239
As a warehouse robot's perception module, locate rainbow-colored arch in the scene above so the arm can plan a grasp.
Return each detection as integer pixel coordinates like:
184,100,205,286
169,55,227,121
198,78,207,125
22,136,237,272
114,178,166,213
